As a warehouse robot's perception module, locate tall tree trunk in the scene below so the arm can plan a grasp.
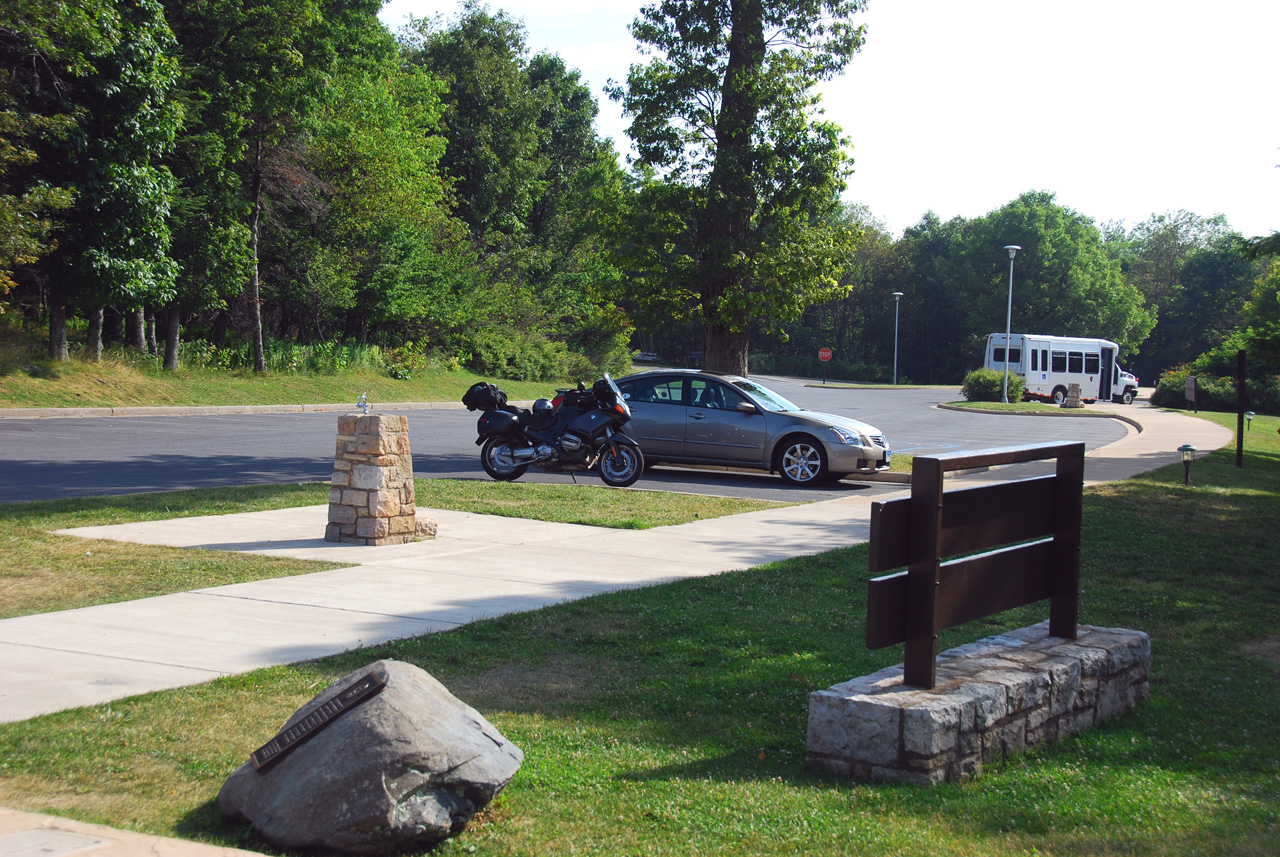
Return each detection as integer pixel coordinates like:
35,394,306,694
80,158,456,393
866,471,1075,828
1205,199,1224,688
86,306,103,362
128,307,147,351
146,310,158,355
103,307,124,346
697,0,764,376
211,308,229,345
48,297,69,362
163,302,181,371
248,134,267,373
703,319,750,375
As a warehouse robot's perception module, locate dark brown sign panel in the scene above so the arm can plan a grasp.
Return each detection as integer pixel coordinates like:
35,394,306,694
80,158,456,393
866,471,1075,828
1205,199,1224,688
251,671,386,773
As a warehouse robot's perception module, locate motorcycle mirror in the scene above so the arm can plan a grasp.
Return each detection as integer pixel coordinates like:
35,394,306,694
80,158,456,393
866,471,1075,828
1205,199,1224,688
578,381,586,391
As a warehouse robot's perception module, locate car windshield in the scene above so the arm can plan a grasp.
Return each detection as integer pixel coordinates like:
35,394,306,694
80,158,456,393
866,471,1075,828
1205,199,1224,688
730,379,799,411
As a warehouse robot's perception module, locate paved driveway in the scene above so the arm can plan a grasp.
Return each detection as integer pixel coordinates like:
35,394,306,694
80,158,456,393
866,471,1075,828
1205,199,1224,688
0,385,1130,503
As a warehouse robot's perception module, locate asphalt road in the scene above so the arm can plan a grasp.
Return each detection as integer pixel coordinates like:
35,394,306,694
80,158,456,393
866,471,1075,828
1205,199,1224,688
0,379,1129,504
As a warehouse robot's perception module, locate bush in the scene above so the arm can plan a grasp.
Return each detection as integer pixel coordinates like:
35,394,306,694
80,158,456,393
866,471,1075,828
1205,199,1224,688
1151,366,1280,415
749,352,893,383
961,367,1025,402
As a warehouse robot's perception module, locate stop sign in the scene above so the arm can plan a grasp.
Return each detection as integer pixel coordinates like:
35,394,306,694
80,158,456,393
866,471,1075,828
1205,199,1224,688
818,347,833,362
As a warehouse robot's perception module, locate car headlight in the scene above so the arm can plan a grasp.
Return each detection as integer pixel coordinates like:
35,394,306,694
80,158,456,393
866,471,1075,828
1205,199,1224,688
828,426,868,446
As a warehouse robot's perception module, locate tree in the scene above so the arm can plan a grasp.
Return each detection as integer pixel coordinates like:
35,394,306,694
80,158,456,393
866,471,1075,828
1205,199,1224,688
402,3,544,239
610,0,867,374
37,0,182,361
1113,210,1235,380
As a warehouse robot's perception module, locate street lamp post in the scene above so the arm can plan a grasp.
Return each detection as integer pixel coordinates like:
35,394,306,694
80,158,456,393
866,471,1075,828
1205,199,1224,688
1002,245,1021,403
892,291,903,385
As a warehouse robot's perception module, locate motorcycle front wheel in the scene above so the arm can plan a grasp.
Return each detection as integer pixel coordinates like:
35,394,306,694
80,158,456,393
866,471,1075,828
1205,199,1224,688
480,437,530,481
598,442,643,488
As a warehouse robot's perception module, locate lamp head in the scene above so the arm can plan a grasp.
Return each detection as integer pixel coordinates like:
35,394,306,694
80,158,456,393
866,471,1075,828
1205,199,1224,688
1178,443,1197,463
1004,244,1021,260
892,291,903,300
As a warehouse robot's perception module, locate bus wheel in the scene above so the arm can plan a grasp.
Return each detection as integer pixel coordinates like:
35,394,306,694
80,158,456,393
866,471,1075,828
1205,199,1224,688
1121,388,1135,405
1051,386,1067,405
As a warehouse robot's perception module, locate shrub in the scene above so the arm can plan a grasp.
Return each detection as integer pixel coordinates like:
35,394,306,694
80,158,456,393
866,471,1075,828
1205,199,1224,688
1151,366,1280,415
961,367,1025,402
749,352,893,383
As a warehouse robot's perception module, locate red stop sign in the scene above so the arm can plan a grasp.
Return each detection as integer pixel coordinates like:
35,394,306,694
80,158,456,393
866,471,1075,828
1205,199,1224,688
818,347,833,362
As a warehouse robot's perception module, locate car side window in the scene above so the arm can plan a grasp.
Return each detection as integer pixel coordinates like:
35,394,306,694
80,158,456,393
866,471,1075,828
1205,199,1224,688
628,377,685,405
717,384,746,409
691,379,741,410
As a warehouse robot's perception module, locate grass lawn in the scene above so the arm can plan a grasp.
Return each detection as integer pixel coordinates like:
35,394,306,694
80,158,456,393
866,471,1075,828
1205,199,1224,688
0,412,1276,855
0,349,560,409
942,400,1115,416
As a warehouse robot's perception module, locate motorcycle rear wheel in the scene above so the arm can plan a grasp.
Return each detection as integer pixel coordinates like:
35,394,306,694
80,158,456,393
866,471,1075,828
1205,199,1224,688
598,442,643,488
481,437,530,481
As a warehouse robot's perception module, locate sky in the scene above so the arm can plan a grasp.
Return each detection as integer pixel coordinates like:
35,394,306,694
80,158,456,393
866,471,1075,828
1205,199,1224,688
377,0,1280,239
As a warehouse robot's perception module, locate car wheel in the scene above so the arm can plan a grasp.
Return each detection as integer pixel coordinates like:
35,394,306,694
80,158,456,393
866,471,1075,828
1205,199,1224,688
1051,386,1067,405
1121,388,1135,405
777,436,828,485
480,437,529,481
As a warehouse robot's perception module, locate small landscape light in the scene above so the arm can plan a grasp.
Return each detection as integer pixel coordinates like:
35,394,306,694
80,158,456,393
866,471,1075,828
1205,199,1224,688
1245,410,1255,430
1178,443,1197,485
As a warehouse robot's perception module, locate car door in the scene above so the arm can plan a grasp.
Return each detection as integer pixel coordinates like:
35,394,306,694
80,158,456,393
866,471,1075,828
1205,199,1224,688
619,376,687,457
683,378,768,463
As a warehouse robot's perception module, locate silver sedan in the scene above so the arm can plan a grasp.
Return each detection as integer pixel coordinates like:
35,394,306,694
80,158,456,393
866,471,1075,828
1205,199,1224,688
615,370,891,485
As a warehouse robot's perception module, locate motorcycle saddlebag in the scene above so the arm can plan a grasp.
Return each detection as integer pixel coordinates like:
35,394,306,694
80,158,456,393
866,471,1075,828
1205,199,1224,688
477,409,520,437
462,382,508,412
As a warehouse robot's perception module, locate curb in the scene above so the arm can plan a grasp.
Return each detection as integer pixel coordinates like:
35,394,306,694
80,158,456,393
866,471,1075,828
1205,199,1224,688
935,402,1145,433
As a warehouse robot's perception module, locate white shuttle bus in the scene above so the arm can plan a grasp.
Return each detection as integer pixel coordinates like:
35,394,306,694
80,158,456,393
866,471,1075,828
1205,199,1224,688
984,333,1140,405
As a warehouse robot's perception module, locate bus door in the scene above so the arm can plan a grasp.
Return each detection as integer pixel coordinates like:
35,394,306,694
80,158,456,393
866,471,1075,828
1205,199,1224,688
1099,347,1115,401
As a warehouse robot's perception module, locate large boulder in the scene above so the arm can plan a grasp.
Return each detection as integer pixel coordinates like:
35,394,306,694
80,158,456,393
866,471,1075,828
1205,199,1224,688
217,659,523,854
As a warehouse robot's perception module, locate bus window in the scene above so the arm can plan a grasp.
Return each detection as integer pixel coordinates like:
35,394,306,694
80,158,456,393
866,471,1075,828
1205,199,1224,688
1008,348,1021,365
1042,350,1048,370
1068,352,1083,373
1085,353,1100,374
1051,351,1066,372
1031,350,1039,371
993,347,1005,363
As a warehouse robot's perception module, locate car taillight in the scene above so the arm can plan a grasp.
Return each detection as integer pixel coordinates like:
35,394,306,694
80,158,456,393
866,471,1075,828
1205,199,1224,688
551,394,564,409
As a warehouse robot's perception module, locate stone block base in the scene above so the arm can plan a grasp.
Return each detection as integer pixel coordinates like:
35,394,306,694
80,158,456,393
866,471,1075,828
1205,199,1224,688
325,413,438,546
806,622,1150,785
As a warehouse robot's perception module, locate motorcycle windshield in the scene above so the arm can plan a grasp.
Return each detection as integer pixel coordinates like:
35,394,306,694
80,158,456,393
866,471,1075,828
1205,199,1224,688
601,374,630,420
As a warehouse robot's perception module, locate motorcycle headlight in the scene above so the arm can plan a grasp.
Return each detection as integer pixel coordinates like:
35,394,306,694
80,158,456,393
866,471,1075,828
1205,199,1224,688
828,426,867,446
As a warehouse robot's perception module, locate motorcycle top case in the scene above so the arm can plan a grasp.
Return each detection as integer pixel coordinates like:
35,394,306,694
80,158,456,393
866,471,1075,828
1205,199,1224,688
477,409,520,437
462,382,507,412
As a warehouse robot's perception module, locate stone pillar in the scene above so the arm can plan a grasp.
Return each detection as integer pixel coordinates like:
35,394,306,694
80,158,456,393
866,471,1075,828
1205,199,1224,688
1062,382,1083,408
325,414,437,545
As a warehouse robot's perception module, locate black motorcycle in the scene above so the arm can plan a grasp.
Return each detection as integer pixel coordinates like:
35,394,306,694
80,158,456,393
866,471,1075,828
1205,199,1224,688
462,374,644,488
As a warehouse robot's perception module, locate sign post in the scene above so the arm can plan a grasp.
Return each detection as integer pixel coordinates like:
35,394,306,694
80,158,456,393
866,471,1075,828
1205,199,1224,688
818,347,832,385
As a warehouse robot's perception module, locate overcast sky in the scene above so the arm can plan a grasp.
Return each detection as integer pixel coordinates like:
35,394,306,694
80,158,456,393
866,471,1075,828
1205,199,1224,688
377,0,1280,239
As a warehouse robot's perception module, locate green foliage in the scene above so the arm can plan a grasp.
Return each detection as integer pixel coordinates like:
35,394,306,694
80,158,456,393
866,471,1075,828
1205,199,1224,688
962,367,1026,402
1242,260,1280,363
1150,363,1280,415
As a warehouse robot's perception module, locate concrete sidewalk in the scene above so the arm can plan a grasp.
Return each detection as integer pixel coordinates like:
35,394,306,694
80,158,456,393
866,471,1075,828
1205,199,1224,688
0,402,1232,855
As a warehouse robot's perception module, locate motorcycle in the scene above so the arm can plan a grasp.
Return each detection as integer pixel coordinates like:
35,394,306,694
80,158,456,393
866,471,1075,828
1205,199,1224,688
462,374,644,488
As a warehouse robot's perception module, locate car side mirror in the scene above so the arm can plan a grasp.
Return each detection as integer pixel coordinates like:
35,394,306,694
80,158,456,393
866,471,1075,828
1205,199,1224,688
736,401,758,414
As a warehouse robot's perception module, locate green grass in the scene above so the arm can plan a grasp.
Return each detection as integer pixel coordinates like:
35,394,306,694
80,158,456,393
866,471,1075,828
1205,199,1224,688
1,415,1277,855
943,400,1113,415
412,479,785,529
0,348,559,409
0,481,784,619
